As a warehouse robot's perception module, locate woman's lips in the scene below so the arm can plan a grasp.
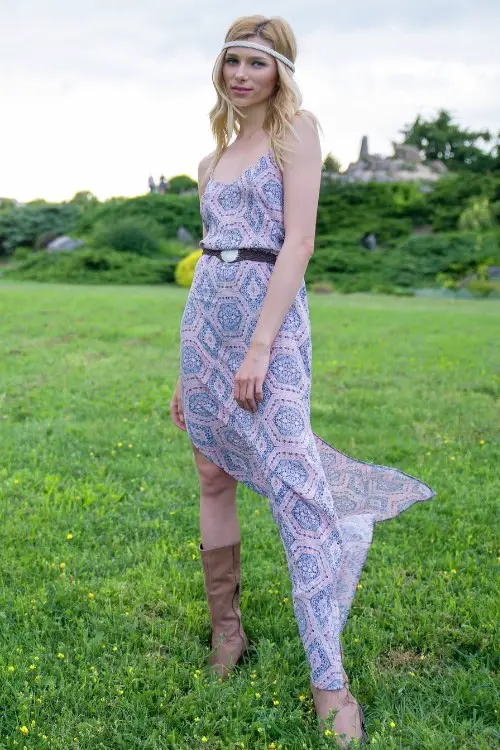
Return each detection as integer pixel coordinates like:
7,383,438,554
232,87,252,93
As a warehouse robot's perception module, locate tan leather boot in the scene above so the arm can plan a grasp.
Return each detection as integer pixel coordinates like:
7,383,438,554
199,541,249,678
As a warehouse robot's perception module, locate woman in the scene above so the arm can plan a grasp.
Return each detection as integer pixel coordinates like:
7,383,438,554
170,15,435,746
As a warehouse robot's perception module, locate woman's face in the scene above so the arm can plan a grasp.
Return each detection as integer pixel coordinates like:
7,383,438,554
222,36,278,107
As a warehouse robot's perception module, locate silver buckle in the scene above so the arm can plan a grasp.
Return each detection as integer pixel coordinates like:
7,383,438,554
220,249,239,263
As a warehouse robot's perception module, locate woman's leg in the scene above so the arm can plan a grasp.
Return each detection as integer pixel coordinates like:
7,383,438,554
192,443,239,549
191,442,248,677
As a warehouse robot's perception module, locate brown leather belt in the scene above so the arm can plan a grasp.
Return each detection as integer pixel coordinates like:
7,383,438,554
201,247,277,265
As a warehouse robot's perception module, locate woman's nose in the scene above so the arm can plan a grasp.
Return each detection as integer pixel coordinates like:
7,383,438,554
235,63,248,79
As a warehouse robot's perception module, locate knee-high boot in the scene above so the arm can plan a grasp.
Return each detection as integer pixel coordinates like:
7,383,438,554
199,541,249,678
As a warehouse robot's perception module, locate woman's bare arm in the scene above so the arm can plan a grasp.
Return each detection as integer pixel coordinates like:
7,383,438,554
250,113,323,351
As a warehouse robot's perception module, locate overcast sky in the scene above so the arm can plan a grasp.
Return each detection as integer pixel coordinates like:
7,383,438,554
1,0,499,202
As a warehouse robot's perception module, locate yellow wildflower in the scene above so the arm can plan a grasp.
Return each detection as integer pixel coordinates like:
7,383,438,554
390,721,396,728
88,592,95,600
66,533,73,540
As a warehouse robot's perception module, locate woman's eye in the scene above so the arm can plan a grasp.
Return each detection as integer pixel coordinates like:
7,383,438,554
225,58,265,67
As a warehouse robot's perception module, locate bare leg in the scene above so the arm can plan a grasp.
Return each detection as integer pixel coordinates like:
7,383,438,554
191,443,240,550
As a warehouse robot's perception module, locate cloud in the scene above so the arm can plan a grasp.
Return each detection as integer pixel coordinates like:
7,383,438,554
0,1,498,201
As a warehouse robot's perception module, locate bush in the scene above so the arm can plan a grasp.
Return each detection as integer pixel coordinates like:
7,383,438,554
0,203,81,256
466,279,496,298
76,193,203,243
310,280,335,294
157,240,194,261
35,231,61,250
458,197,496,232
174,250,202,287
305,230,500,292
12,246,33,261
92,216,164,256
3,247,176,285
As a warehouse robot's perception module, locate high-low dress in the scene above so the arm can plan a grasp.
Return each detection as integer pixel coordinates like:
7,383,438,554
179,149,436,690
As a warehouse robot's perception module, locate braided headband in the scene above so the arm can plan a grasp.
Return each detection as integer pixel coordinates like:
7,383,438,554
221,40,295,73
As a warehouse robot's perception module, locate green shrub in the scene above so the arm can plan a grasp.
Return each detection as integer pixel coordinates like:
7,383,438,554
12,246,33,261
310,280,335,294
3,247,176,285
0,203,81,256
466,279,496,298
92,216,164,256
157,240,194,261
76,193,203,243
306,230,500,292
458,197,496,232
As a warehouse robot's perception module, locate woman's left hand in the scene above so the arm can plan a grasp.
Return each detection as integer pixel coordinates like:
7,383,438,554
234,341,271,412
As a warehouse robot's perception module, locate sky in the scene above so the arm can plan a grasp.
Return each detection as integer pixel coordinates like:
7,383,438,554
1,0,499,203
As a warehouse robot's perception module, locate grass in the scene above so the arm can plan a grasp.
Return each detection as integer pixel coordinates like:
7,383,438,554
0,281,498,750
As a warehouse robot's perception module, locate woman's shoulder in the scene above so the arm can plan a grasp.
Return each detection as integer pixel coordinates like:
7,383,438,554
198,151,215,179
282,109,321,156
198,151,217,195
293,108,321,135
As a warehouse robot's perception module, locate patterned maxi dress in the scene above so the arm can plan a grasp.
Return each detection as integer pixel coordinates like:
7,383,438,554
179,150,436,690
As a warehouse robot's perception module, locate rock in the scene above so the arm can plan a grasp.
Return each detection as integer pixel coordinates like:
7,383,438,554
392,142,422,164
46,236,85,252
361,232,377,250
324,136,448,185
359,135,369,161
429,160,448,174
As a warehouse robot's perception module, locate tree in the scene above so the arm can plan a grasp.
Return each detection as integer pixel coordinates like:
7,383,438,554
70,191,99,208
168,175,198,194
401,110,499,173
322,152,342,173
0,198,17,212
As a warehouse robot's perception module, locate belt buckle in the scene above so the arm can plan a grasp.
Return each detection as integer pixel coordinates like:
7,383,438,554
220,249,239,263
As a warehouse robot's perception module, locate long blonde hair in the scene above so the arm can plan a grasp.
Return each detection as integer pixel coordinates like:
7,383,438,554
209,15,320,172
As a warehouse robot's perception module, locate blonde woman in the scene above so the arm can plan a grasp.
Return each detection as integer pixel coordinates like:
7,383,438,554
170,14,435,746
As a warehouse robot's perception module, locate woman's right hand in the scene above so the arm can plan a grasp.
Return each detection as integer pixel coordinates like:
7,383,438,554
170,379,187,431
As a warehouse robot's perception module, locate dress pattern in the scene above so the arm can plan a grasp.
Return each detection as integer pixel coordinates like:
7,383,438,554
179,150,436,690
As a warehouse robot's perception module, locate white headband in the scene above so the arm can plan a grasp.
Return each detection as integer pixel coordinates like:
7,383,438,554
221,41,295,73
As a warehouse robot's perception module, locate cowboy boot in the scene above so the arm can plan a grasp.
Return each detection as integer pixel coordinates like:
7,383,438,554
311,642,368,746
199,541,249,678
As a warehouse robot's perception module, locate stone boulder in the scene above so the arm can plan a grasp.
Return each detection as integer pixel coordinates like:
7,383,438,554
46,236,85,252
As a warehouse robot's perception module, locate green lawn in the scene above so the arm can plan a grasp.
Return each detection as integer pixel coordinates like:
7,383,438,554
0,282,498,750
